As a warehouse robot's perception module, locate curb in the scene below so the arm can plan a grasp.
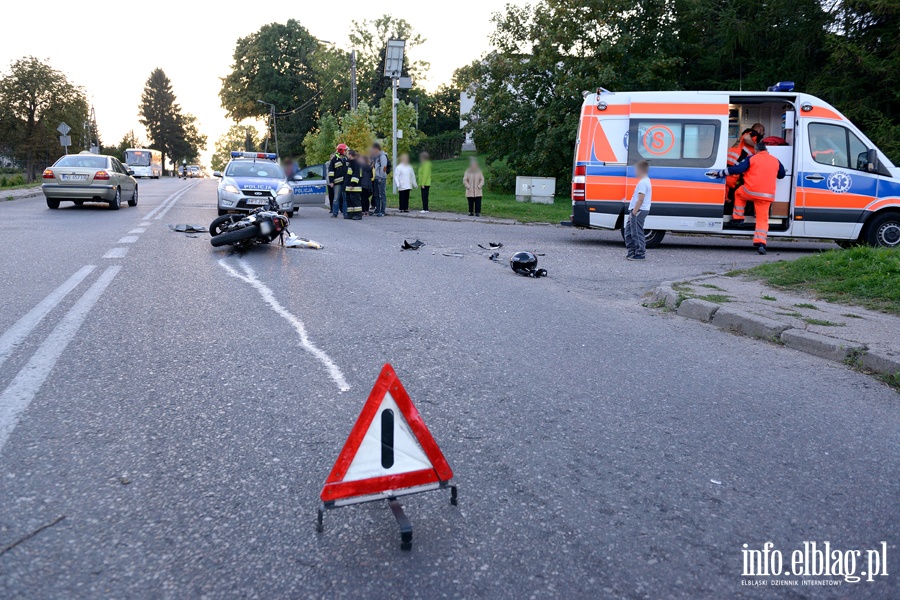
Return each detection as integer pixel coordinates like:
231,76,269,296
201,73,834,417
387,212,521,226
650,284,900,380
3,189,41,201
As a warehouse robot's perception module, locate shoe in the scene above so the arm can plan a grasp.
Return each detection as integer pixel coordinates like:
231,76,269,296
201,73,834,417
626,254,635,259
376,213,384,217
729,219,746,227
420,210,428,213
468,213,474,216
626,255,645,261
756,245,767,255
331,214,337,218
475,213,481,217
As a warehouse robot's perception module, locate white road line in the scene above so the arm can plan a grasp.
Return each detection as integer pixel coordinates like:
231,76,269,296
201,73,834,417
118,236,139,244
0,266,120,454
139,222,151,227
103,248,128,259
219,258,350,392
0,266,95,371
154,182,197,221
128,228,146,234
143,183,195,221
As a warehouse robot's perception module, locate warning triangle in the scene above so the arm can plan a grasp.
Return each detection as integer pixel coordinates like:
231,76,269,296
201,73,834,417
320,364,453,505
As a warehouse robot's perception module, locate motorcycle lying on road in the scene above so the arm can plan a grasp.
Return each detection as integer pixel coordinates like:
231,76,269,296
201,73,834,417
209,197,290,249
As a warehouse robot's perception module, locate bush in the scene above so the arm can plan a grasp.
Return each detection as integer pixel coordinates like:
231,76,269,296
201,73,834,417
0,174,25,188
412,131,464,161
486,158,515,193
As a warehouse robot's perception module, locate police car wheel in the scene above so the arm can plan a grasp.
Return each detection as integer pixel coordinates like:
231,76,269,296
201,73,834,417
864,212,900,248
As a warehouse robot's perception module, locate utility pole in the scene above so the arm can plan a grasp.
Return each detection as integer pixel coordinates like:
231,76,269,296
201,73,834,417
392,78,398,193
350,50,358,111
384,39,406,194
257,100,278,157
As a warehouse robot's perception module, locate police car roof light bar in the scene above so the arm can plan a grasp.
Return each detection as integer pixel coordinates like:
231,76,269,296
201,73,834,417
230,151,278,160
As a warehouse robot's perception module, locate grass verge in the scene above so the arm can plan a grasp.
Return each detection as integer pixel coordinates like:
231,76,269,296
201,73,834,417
744,247,900,315
386,153,571,224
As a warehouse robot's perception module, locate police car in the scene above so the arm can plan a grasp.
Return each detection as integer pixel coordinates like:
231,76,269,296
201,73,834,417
213,152,295,216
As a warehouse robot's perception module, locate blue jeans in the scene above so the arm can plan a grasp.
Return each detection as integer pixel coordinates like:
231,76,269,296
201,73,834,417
331,184,347,216
373,178,387,214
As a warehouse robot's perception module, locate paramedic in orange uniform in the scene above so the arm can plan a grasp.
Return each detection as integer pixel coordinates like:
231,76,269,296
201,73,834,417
714,140,786,255
725,129,761,198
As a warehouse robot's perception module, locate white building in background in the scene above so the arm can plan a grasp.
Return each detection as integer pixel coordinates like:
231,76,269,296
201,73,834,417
460,91,476,151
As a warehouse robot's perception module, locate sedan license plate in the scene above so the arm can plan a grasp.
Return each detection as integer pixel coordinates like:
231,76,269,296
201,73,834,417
61,174,87,181
246,197,268,205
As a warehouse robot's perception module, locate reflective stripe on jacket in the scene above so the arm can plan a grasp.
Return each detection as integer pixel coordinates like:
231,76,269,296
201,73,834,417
727,151,784,201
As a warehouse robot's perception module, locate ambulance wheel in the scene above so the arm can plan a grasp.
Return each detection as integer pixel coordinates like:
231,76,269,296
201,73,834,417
863,212,900,248
620,228,666,248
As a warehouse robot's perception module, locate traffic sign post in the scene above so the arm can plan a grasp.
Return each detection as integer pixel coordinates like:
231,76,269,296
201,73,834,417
317,363,457,551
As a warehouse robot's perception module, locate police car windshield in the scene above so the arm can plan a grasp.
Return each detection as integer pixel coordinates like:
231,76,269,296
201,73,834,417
225,161,284,179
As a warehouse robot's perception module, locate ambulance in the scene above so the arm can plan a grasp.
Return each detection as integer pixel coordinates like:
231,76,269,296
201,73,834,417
569,83,900,248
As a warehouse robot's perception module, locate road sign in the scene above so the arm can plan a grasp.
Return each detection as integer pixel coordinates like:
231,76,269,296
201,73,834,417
320,364,453,507
398,77,413,89
57,122,71,135
59,135,71,147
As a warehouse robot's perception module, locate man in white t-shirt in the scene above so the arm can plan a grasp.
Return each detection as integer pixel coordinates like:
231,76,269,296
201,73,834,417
625,160,652,261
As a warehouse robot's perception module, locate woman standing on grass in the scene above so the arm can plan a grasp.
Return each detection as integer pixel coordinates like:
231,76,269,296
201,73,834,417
417,151,432,213
463,157,485,216
394,154,417,213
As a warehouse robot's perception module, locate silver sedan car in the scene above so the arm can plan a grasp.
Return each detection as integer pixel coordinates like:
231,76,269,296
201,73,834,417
42,152,138,210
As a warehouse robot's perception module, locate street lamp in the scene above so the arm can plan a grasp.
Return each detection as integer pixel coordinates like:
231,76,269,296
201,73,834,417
384,39,405,193
257,99,279,158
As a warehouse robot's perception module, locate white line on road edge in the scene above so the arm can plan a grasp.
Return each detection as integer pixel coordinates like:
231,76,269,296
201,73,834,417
0,266,121,454
154,182,198,221
117,236,139,244
218,258,351,392
0,266,95,372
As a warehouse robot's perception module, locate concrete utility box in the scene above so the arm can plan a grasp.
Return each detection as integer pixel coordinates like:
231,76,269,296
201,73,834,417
515,176,556,204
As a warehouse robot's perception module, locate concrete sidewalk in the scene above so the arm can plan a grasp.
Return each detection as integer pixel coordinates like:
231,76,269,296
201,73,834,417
652,274,900,383
2,185,42,201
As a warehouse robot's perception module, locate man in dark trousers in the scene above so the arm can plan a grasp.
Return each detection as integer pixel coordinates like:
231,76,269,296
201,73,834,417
328,143,349,218
713,140,785,254
344,150,363,220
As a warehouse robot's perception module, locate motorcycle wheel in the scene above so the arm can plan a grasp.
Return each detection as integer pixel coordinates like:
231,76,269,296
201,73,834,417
209,214,243,236
210,224,261,247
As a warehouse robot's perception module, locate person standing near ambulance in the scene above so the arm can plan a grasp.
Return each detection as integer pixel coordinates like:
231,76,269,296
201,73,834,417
713,140,785,255
726,129,761,198
328,144,350,218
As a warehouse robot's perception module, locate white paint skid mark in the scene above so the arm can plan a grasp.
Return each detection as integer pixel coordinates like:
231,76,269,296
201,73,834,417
0,265,95,371
0,266,121,454
219,258,350,392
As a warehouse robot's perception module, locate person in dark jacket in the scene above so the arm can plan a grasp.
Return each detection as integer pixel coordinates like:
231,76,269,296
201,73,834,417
357,153,374,215
328,143,349,218
344,150,363,220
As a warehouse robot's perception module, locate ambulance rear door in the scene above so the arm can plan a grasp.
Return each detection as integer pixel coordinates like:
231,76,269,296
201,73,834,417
576,98,629,229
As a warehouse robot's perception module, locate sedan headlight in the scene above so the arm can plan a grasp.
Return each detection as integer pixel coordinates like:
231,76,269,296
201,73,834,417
276,185,292,196
223,184,239,194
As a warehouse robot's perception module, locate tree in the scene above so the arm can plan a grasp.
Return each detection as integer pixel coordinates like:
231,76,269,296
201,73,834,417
211,124,263,172
337,102,375,154
349,16,429,105
101,130,146,160
302,114,340,165
170,113,207,166
415,84,461,136
372,91,422,158
0,56,89,180
220,20,320,159
139,69,206,172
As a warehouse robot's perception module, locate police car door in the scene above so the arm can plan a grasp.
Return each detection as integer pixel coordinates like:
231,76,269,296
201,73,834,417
292,164,329,207
797,121,875,240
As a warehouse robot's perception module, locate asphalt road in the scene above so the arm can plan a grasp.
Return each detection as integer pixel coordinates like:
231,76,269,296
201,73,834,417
0,178,896,599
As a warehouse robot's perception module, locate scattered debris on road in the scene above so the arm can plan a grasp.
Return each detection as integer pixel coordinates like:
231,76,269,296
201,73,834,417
168,224,207,233
488,252,500,261
0,515,66,556
478,242,504,250
710,479,722,485
401,239,425,250
285,234,324,249
442,252,465,258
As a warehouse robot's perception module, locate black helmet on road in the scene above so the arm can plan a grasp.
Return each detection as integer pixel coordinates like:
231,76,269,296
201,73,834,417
509,251,547,278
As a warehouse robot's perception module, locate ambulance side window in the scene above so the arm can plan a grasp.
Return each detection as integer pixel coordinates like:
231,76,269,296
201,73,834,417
808,122,869,172
628,119,719,168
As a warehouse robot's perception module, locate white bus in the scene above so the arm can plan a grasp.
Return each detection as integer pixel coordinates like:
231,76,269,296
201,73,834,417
124,148,162,178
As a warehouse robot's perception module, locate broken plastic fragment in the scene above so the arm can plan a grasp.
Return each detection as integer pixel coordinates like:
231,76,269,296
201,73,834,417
478,242,504,250
170,224,207,233
285,234,324,249
401,239,425,250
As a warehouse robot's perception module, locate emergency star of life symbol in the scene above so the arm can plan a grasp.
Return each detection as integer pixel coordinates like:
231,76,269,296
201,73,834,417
827,171,852,194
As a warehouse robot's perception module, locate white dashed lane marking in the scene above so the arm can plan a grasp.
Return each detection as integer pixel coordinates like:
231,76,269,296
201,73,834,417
128,228,146,234
117,236,139,244
103,248,128,259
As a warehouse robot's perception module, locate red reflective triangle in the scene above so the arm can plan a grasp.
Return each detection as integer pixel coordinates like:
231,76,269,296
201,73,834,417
320,364,453,503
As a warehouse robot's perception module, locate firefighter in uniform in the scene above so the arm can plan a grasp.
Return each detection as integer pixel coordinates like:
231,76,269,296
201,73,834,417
344,150,363,220
713,140,785,254
328,143,349,218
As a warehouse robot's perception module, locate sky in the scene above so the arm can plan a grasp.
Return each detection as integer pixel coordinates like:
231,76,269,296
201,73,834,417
3,1,524,166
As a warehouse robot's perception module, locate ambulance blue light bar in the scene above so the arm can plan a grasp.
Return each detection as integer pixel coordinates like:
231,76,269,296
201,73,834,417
767,81,795,92
230,151,278,160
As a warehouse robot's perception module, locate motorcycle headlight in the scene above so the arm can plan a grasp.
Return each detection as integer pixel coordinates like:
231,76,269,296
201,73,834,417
223,184,239,194
276,185,292,196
